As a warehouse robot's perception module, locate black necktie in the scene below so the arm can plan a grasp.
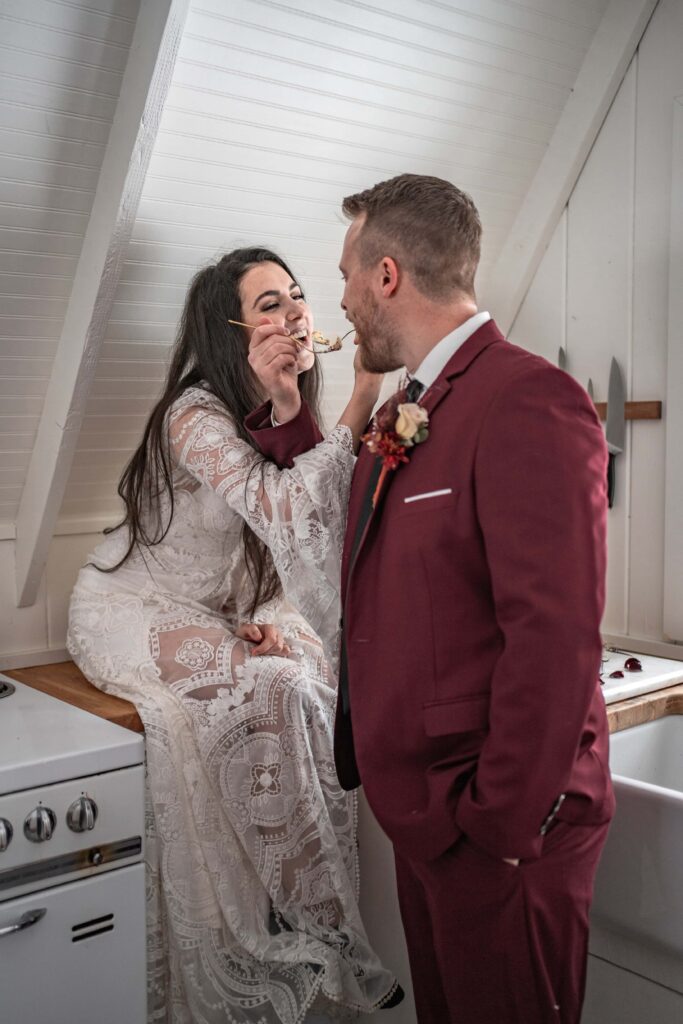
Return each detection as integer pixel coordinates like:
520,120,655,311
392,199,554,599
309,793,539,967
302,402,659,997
405,376,423,403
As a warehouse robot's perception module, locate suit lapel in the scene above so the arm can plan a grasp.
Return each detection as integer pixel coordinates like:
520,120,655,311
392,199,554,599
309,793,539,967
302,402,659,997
343,320,507,590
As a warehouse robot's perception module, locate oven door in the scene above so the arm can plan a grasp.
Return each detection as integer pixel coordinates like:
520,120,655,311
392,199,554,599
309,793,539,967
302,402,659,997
0,864,146,1024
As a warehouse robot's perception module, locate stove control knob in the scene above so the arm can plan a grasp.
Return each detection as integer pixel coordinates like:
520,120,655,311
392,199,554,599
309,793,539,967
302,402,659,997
24,806,57,843
0,818,13,852
66,796,98,833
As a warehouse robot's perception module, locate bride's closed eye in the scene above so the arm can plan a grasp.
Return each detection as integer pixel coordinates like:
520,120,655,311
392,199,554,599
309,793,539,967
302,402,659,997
260,292,305,313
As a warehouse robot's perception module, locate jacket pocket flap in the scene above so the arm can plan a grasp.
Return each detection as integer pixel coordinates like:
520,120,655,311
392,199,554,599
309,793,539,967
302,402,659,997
423,693,489,737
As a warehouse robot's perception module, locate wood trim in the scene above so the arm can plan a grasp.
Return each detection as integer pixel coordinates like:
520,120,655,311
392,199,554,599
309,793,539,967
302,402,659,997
487,0,660,334
14,0,191,608
593,400,662,421
607,683,683,732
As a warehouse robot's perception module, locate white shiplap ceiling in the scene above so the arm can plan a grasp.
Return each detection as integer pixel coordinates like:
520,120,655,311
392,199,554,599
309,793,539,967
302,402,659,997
0,0,610,528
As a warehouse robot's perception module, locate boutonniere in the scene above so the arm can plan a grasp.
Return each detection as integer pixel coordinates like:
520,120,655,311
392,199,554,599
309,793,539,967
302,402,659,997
361,386,430,507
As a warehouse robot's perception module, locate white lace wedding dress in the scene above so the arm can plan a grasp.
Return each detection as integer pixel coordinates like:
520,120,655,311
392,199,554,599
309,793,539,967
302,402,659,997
67,386,397,1024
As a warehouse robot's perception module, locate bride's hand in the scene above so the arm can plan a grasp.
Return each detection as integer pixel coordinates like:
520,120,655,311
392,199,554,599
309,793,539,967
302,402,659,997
236,623,292,657
248,318,301,423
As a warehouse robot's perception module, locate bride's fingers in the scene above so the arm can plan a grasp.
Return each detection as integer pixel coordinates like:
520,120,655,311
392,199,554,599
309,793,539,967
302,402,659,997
252,626,288,657
236,623,263,642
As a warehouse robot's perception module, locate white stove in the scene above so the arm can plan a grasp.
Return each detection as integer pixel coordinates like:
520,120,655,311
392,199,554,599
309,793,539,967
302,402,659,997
0,673,146,1024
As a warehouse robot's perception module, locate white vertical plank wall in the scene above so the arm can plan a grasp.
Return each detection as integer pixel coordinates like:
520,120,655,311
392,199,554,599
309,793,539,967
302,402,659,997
566,58,637,638
663,95,683,640
510,0,683,647
629,0,683,641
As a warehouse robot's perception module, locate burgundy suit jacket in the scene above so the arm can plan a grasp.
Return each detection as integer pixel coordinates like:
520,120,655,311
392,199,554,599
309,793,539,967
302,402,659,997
246,320,615,863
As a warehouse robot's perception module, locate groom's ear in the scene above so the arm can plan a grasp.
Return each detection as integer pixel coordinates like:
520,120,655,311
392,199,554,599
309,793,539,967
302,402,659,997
379,256,399,297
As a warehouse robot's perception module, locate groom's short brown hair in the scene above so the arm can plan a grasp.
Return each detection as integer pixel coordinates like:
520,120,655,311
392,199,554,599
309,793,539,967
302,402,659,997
342,173,481,302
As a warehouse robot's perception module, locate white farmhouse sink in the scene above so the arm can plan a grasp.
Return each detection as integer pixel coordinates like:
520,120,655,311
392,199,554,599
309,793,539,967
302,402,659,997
590,715,683,994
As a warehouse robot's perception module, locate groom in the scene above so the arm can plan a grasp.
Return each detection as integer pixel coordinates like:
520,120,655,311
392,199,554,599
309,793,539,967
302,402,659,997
246,174,614,1024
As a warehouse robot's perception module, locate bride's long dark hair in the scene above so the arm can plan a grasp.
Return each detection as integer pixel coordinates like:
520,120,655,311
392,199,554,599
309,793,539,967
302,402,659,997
99,247,322,616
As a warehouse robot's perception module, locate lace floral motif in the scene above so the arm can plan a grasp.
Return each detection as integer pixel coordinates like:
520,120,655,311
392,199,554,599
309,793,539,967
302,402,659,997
175,637,215,670
67,386,396,1023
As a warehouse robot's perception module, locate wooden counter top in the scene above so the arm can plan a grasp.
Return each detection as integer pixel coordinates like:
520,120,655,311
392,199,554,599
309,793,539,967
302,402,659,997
6,661,682,739
606,682,683,732
6,661,144,733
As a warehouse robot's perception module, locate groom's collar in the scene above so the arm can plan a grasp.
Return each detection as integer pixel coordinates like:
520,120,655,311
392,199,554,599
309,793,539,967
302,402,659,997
411,311,491,391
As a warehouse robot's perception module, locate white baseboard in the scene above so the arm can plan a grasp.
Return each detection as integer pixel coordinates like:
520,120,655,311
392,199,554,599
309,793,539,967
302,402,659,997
0,648,71,671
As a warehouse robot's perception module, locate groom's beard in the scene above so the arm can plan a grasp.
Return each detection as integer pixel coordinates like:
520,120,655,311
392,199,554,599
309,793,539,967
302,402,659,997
355,289,403,374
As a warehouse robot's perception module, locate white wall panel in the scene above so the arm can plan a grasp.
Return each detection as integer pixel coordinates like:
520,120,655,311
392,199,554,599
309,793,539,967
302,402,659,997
509,208,566,365
0,0,139,526
629,0,683,640
0,538,47,659
566,57,636,637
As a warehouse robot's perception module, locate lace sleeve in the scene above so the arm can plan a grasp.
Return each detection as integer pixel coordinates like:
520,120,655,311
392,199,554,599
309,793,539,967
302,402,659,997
169,402,354,669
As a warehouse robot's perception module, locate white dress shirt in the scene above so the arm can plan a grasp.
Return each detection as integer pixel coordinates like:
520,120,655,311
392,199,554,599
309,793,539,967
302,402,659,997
410,311,491,397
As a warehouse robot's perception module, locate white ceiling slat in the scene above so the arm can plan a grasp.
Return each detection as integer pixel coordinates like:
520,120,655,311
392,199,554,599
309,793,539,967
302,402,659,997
49,0,139,22
0,181,95,214
413,0,600,45
162,93,545,169
0,203,89,235
0,126,105,167
247,0,588,70
14,0,191,606
0,42,124,98
173,52,560,133
0,73,118,121
170,68,554,147
0,453,31,471
178,30,567,113
487,0,659,332
0,396,45,416
1,275,76,299
0,252,79,277
194,1,578,91
0,335,65,356
0,100,113,145
0,228,84,257
0,380,48,399
146,160,521,218
2,0,137,46
0,154,100,191
0,18,131,74
154,133,529,199
0,435,36,452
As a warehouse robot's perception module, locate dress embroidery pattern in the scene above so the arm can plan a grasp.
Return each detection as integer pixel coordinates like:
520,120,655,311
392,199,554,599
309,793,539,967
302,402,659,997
67,385,397,1023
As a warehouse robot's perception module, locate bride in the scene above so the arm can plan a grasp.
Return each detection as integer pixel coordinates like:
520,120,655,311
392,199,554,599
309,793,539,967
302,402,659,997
67,247,401,1023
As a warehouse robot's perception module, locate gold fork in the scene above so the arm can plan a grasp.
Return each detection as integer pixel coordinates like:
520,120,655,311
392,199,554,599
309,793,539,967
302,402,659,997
227,320,354,353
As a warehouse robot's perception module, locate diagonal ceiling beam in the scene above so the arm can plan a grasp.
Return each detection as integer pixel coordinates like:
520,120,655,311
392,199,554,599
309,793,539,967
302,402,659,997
486,0,660,335
15,0,190,607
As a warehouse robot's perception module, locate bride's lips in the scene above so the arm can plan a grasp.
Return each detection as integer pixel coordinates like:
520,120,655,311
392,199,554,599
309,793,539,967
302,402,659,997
290,327,311,350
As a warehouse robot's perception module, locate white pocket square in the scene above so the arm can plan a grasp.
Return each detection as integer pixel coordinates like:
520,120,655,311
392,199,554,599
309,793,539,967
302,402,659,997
403,488,453,505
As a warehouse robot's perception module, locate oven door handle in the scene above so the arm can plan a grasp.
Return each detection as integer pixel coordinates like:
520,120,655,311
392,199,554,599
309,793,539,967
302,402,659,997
0,907,47,937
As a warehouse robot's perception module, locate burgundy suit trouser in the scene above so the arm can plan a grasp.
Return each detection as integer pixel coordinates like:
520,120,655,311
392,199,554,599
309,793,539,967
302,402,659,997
394,819,610,1024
